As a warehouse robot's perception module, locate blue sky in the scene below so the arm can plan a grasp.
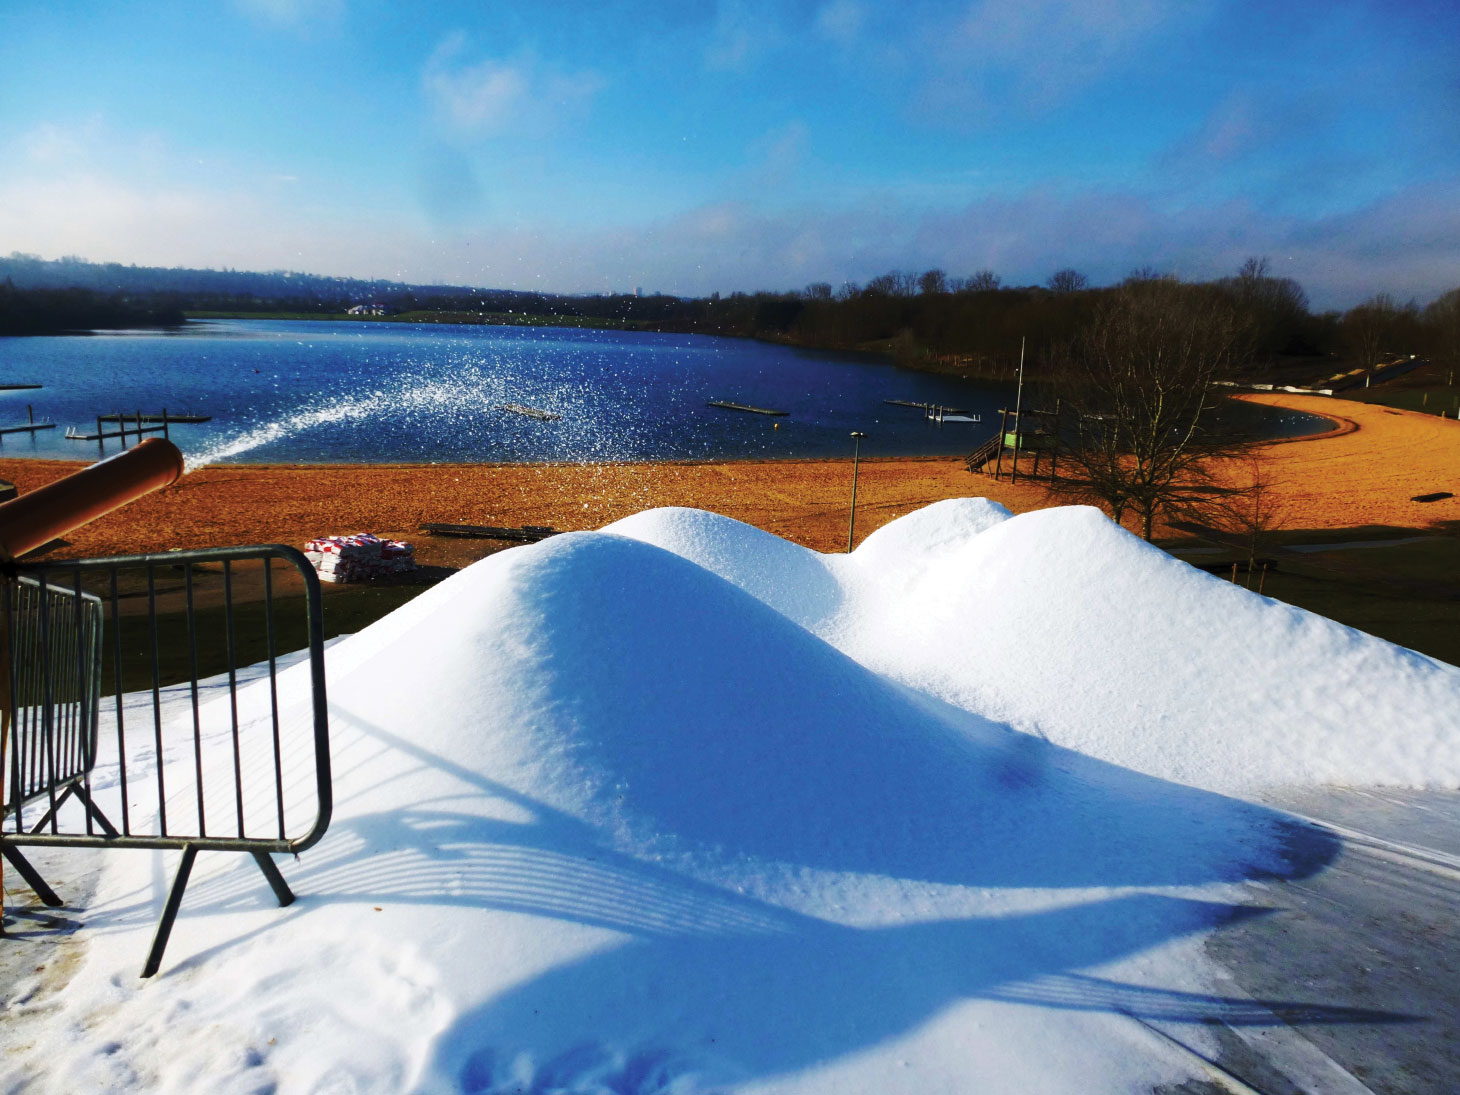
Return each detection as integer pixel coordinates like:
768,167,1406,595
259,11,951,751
2,0,1457,308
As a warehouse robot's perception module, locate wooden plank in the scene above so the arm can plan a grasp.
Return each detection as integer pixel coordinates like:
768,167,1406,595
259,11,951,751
707,401,788,416
419,523,561,542
97,412,212,423
884,399,967,413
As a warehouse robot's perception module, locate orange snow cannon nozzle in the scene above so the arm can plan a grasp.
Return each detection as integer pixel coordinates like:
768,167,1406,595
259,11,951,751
0,437,185,562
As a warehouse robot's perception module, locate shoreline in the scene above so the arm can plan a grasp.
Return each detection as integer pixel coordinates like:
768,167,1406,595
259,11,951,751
1,393,1454,565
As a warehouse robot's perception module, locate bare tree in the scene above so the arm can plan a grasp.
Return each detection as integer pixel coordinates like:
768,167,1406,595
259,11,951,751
1424,287,1460,387
1047,268,1089,294
1049,280,1254,540
964,269,1001,292
865,271,919,297
1216,454,1287,587
1123,265,1171,285
918,269,948,295
1340,293,1399,384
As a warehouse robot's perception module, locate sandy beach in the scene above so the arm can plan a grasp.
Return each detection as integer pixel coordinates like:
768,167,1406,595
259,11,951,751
2,392,1456,566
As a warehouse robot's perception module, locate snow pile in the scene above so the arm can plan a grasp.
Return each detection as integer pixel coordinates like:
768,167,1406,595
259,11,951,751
305,531,415,582
12,499,1456,1093
608,501,1460,792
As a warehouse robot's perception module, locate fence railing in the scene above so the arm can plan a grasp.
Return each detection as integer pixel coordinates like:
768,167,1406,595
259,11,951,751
1,544,331,976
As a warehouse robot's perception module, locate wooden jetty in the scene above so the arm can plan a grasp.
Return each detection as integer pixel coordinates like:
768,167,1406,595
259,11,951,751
707,401,788,416
98,411,212,424
0,405,55,441
67,410,171,445
884,399,967,414
66,423,168,442
420,523,560,543
0,384,42,392
68,406,207,445
499,403,561,421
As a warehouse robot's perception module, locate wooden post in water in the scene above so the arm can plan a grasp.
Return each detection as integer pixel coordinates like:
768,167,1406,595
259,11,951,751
994,408,1009,480
96,415,104,454
1010,337,1026,484
162,407,169,441
1049,398,1060,481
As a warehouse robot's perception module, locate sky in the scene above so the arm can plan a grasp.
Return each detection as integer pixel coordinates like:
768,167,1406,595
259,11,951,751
1,0,1458,309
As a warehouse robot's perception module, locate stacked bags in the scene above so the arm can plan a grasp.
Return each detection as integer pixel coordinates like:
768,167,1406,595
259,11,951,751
304,533,415,583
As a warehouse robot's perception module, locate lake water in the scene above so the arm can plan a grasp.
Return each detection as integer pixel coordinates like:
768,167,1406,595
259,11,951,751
0,320,1328,465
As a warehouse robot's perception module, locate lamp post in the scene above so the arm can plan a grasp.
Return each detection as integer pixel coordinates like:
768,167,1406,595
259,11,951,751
847,431,867,552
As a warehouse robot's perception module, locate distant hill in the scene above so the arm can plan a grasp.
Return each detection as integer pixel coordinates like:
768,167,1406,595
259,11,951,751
0,252,513,309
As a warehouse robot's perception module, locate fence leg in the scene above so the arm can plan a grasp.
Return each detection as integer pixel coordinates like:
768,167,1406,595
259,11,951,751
142,844,197,977
25,782,78,834
0,841,63,907
70,784,120,837
251,851,295,907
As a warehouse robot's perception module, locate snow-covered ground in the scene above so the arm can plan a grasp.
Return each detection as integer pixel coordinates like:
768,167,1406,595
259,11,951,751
6,500,1460,1094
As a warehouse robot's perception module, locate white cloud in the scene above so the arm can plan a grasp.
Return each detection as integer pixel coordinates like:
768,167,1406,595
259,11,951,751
815,0,867,48
917,0,1207,118
231,0,345,29
745,121,809,191
5,125,1455,311
18,121,94,165
423,33,602,137
703,1,785,72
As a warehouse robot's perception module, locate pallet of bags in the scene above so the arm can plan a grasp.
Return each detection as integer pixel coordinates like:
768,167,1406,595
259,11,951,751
304,532,416,583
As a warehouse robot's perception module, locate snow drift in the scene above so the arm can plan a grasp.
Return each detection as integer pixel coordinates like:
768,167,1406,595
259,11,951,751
13,498,1451,1094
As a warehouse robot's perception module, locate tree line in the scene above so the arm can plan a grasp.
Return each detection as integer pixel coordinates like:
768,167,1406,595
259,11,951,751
4,253,1458,389
0,280,185,335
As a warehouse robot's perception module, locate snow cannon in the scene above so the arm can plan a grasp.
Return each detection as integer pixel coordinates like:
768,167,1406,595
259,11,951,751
0,437,185,561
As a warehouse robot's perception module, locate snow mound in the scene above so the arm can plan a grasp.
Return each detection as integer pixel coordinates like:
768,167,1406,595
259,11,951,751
21,499,1445,1094
849,495,1013,570
611,503,1460,792
315,530,1289,887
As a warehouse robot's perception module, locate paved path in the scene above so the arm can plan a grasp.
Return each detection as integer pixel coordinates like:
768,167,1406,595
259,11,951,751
1169,789,1460,1093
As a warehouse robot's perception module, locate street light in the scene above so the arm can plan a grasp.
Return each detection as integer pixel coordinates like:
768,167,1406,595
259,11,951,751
847,431,867,552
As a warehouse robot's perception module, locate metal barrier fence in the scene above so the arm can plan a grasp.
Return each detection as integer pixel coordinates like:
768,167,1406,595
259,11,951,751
1,544,331,976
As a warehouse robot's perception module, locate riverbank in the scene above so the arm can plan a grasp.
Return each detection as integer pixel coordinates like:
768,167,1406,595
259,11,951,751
3,392,1456,661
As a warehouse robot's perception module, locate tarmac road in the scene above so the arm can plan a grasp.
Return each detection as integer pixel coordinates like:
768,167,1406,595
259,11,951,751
1154,788,1460,1094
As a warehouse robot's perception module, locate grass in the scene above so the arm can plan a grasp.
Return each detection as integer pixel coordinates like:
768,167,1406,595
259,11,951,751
99,576,432,695
1333,358,1460,418
1340,384,1460,417
1164,527,1460,666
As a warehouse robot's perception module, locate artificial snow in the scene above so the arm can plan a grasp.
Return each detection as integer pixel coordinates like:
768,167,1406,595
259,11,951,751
8,499,1458,1094
607,500,1460,792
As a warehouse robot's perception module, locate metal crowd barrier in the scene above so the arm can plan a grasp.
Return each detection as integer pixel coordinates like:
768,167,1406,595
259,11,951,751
0,442,332,977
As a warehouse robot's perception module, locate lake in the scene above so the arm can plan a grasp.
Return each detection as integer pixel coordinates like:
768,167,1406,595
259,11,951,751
0,319,1328,465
